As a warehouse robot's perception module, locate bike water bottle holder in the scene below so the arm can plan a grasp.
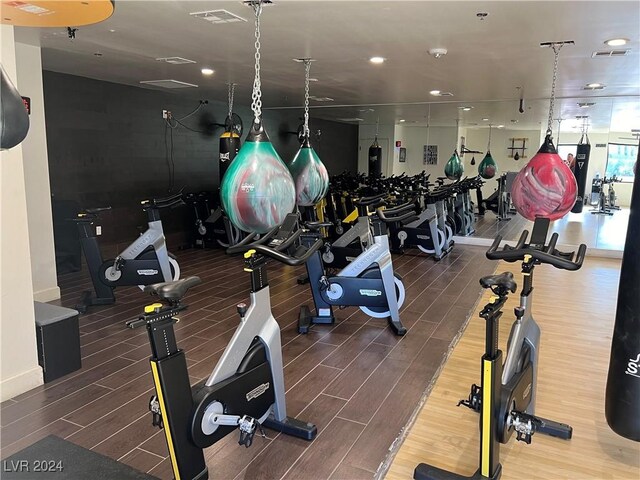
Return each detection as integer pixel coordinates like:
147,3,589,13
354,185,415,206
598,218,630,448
149,395,163,429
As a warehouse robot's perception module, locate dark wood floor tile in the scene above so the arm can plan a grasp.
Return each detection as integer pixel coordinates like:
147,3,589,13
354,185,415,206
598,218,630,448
324,343,393,399
330,463,375,480
282,417,365,480
339,337,451,473
385,320,437,363
431,305,477,342
285,365,341,418
96,358,150,390
320,326,382,369
0,419,81,459
65,389,153,450
284,342,337,388
92,414,160,460
1,357,131,427
1,384,111,446
282,331,324,366
119,447,164,474
147,457,173,480
420,293,457,324
138,430,169,458
337,357,408,424
315,320,364,347
80,341,138,370
202,430,271,480
404,287,443,316
65,375,152,426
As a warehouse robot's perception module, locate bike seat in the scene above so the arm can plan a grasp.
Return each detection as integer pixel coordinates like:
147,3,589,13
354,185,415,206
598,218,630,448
144,276,201,302
479,272,517,293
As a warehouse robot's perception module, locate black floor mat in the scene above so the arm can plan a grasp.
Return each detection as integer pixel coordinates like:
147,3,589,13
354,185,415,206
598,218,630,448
1,435,159,479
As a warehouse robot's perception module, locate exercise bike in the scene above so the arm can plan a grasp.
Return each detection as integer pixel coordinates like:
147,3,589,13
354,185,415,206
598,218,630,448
128,226,323,480
297,204,417,336
414,218,586,480
73,192,182,313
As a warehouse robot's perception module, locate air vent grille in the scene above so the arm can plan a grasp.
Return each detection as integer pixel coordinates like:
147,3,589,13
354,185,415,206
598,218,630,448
140,80,198,89
592,49,630,57
583,85,605,90
190,9,247,24
156,57,196,65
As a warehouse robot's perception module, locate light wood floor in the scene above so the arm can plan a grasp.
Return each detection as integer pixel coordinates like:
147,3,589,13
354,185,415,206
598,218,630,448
386,256,640,480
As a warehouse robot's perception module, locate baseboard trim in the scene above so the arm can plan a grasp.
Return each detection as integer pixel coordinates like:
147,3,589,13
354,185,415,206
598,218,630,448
0,366,43,402
33,286,61,302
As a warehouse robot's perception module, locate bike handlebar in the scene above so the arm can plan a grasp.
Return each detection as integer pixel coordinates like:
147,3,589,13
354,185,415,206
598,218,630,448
227,233,323,266
486,231,587,271
375,207,418,224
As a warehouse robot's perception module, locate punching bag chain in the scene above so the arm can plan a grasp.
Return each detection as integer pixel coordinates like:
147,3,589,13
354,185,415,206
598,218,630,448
375,116,380,139
546,43,564,136
303,59,311,138
487,124,493,151
228,83,236,119
250,1,264,125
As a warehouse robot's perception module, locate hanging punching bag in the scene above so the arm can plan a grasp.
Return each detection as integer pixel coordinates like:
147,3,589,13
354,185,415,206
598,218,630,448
478,150,498,179
368,137,382,177
219,130,241,184
511,134,577,221
605,145,640,442
220,122,296,234
1,64,30,150
571,133,591,213
289,136,329,206
444,150,464,180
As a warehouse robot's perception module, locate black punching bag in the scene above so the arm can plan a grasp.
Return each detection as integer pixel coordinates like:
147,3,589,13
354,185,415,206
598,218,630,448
605,142,640,441
368,137,382,177
219,131,241,183
571,133,591,213
1,64,30,150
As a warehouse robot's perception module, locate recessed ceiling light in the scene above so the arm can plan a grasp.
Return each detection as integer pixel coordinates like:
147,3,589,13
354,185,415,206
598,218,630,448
605,38,629,46
430,90,441,96
585,82,605,89
309,78,319,82
369,56,385,64
201,68,214,75
482,118,489,121
497,125,505,128
458,106,473,111
578,102,595,108
109,29,116,33
399,119,406,123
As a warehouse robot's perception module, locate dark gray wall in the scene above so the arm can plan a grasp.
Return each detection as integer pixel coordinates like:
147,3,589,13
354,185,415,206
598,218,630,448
43,71,357,247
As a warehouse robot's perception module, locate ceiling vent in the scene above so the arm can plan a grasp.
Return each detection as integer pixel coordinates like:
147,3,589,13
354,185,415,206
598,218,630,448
140,80,198,89
337,117,364,122
583,85,605,91
156,57,196,65
592,49,630,58
190,9,247,24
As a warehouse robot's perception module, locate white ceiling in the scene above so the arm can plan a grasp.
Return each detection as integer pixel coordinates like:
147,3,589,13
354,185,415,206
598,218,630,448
14,0,640,131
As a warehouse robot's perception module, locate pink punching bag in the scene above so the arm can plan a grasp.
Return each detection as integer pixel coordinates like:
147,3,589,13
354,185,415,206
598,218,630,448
511,134,577,221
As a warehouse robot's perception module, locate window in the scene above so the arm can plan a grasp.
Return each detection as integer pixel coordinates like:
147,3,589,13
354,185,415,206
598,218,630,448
557,144,577,164
606,143,637,182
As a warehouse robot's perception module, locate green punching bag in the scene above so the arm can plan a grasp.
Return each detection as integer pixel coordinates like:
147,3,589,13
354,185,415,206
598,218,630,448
478,150,498,179
289,136,329,206
220,122,296,234
444,150,464,180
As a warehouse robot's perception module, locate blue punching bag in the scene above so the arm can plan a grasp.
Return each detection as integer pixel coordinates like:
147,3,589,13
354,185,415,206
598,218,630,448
605,142,640,441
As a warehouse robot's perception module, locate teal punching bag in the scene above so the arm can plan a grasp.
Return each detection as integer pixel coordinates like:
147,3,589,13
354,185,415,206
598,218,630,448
605,142,640,441
444,150,463,180
289,59,329,206
220,1,295,234
478,151,498,179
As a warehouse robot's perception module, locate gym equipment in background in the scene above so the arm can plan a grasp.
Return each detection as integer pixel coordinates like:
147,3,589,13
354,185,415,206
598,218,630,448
415,219,586,480
511,42,577,221
220,1,296,234
444,150,464,181
571,125,591,213
0,64,30,150
129,229,322,479
478,125,498,180
606,144,640,442
72,193,182,313
591,176,621,215
288,58,329,206
219,83,242,181
298,202,417,336
369,118,383,178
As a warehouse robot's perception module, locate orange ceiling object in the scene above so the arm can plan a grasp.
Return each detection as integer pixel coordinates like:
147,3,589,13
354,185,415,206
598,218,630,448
1,1,114,27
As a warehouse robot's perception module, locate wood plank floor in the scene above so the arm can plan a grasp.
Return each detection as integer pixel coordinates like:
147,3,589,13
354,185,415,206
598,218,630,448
0,243,495,479
472,208,630,250
386,255,640,480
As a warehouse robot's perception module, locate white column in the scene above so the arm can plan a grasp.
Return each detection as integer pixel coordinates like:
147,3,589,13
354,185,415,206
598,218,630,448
16,42,60,302
0,25,44,401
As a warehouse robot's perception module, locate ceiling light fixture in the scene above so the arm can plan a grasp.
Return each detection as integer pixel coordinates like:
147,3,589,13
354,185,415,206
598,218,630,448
399,119,406,123
605,38,629,46
428,48,448,58
482,118,489,121
497,124,505,129
201,68,214,75
458,106,473,111
585,82,605,89
430,90,441,96
369,56,385,64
